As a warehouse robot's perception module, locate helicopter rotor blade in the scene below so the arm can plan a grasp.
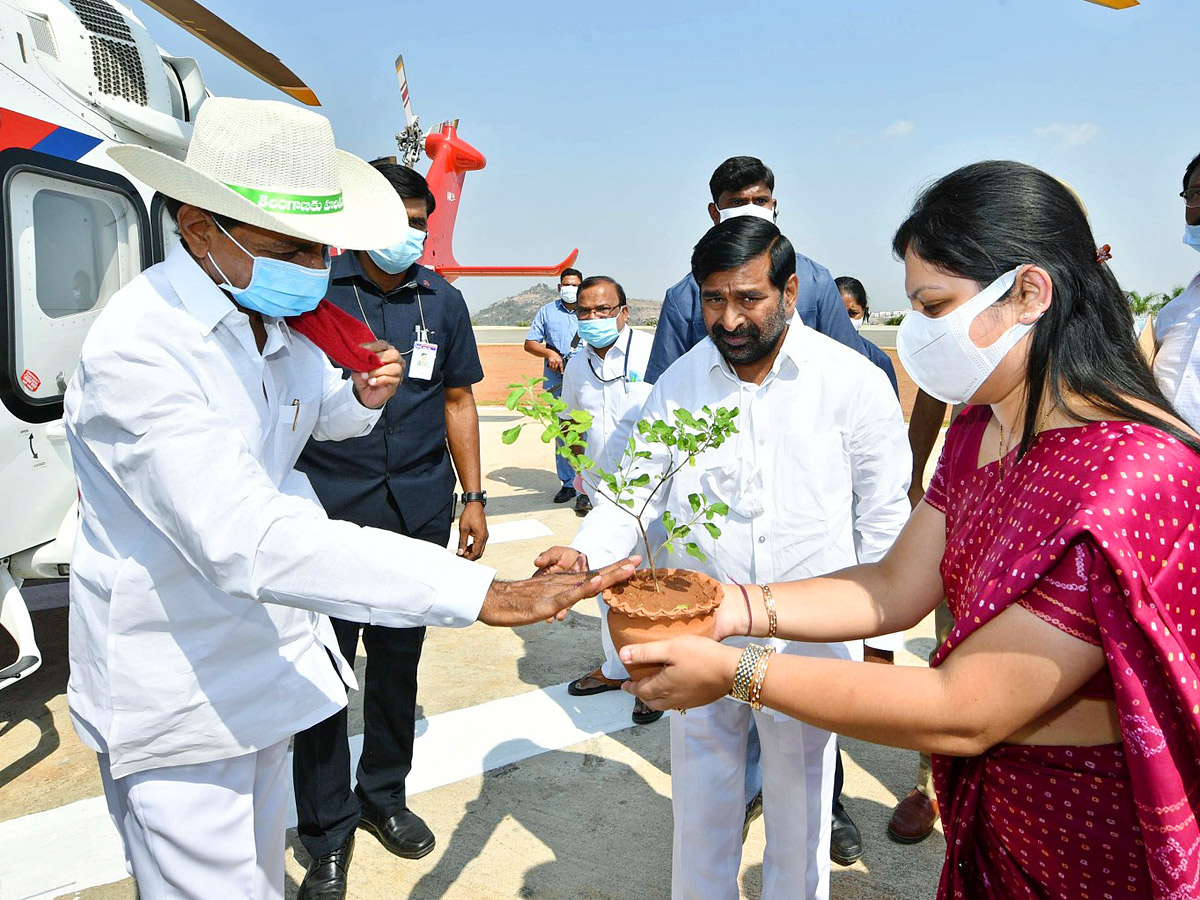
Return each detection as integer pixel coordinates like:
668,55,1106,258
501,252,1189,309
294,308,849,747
137,0,320,106
395,55,416,126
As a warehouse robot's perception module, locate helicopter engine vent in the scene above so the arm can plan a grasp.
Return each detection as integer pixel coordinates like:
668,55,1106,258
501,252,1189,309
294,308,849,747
68,0,134,42
26,15,59,60
88,35,147,106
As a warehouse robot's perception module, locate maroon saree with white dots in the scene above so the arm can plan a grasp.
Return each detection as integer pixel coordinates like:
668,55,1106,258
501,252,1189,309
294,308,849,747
923,405,1200,899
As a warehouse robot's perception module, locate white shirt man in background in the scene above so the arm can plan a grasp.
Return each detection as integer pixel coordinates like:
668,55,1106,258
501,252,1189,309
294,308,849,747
1155,149,1200,432
536,217,911,899
558,276,658,723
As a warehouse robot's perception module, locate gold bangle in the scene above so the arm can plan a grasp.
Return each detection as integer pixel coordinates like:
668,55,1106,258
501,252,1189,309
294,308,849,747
760,584,777,638
730,645,771,704
749,647,775,710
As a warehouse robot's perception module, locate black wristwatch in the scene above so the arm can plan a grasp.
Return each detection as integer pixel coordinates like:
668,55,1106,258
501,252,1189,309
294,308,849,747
460,491,487,508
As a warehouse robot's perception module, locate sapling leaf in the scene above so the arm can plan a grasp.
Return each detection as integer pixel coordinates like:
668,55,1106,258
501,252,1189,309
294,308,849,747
688,493,702,514
684,542,708,562
709,502,730,516
630,473,650,487
501,425,523,444
703,522,721,539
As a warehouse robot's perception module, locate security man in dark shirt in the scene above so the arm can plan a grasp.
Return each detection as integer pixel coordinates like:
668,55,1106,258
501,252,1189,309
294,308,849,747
292,164,488,899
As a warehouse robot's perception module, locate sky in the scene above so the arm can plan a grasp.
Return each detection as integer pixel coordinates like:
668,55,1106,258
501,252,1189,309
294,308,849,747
127,0,1200,313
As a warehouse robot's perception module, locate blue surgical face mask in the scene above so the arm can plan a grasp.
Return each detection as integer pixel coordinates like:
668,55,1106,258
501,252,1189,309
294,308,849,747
208,221,330,317
366,226,428,274
1184,223,1200,254
577,313,622,348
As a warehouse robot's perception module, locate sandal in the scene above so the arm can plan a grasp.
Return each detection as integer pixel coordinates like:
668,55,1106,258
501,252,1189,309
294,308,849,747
567,667,625,696
632,697,664,725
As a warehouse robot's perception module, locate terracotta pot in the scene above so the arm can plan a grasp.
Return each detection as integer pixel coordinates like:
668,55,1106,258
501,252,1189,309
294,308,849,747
603,568,723,680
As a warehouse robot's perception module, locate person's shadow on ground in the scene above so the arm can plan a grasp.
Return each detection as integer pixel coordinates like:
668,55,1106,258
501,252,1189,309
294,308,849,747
410,735,673,900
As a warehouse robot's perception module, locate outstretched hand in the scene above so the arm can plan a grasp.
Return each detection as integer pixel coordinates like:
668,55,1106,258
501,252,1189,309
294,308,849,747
478,556,640,627
533,545,588,576
621,635,741,711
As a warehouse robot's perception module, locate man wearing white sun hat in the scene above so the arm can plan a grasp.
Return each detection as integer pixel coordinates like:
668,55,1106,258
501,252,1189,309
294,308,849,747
64,97,634,900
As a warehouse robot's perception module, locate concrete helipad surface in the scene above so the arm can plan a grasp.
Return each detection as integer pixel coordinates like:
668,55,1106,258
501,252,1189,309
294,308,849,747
0,409,948,900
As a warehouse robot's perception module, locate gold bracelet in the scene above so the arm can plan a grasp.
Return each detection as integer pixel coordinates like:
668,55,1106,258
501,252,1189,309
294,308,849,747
749,647,775,710
730,645,771,704
760,584,778,638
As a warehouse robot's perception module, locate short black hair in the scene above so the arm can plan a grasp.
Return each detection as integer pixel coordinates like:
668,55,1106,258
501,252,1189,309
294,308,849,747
371,162,436,216
835,275,868,316
578,275,626,307
691,217,795,292
709,156,775,203
1185,152,1200,191
560,267,583,281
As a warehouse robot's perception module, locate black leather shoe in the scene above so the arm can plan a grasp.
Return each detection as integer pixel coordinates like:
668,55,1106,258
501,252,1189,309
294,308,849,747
297,833,353,900
357,804,436,859
553,485,576,504
830,801,863,866
574,493,593,517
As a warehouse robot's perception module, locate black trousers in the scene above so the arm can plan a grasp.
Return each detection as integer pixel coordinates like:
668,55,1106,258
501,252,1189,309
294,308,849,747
292,493,452,858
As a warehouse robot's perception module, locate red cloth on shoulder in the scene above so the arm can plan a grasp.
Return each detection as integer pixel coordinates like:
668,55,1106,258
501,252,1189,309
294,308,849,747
286,299,381,372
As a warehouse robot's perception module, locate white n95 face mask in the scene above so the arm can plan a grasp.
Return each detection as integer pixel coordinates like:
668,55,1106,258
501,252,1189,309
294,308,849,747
719,203,776,223
896,267,1034,405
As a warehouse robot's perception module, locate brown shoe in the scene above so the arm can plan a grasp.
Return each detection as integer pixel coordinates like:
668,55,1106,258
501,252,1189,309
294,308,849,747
887,788,939,844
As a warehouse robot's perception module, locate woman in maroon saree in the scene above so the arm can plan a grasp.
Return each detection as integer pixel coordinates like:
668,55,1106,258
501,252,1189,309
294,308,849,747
618,161,1200,898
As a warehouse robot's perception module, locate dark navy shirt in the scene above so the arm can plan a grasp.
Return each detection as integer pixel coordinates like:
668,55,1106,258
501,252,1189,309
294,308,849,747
644,252,887,384
297,253,483,534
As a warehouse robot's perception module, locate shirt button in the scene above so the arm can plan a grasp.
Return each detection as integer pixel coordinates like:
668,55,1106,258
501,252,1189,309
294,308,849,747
758,436,766,445
387,427,395,435
758,536,766,544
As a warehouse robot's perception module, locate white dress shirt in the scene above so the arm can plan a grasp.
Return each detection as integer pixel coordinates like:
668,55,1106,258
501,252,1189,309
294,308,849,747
1155,272,1200,432
571,323,911,665
65,245,495,780
559,326,653,489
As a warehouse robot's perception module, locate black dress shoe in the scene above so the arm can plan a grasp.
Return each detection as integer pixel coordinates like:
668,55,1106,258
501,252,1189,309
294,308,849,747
574,493,593,517
297,833,353,900
830,801,863,866
553,485,576,504
357,804,436,859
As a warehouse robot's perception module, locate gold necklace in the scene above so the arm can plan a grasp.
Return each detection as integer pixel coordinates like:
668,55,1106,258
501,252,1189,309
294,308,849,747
997,403,1058,480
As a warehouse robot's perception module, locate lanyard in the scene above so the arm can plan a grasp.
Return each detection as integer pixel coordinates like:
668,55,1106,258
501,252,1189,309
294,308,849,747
352,282,430,356
586,329,634,391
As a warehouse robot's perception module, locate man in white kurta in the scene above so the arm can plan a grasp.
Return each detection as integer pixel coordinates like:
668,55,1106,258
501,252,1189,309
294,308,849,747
66,97,631,900
559,276,655,715
553,218,910,899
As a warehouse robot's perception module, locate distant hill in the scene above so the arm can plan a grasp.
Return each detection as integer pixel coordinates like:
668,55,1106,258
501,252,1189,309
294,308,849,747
472,282,662,326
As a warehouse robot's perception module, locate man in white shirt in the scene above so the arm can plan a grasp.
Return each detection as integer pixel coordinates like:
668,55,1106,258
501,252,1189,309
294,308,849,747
65,98,632,900
558,276,659,723
1155,149,1200,432
536,217,910,899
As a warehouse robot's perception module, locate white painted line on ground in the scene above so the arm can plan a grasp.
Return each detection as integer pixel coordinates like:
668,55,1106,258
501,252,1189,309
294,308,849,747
447,517,551,549
0,682,641,900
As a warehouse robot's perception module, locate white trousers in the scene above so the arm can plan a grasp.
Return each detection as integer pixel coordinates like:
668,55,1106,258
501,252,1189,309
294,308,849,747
598,595,630,680
671,697,835,900
99,738,290,900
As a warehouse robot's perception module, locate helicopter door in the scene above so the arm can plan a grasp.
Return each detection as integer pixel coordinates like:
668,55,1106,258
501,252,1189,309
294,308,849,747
0,150,149,423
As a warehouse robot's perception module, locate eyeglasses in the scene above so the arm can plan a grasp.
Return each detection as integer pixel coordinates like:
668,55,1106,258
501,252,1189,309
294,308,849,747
1181,188,1200,209
574,304,622,320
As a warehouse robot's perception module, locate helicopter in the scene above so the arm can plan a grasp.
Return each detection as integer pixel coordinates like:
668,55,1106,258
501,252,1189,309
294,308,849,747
0,0,579,691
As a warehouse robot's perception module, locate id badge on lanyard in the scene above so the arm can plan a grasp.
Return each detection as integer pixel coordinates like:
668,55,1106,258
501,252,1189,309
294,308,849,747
410,323,437,380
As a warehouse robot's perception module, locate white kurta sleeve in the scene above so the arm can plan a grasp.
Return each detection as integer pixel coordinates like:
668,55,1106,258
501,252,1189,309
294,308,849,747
847,367,913,565
68,340,491,628
311,358,380,442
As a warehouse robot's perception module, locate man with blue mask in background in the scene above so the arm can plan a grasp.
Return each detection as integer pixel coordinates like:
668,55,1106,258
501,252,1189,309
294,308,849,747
291,162,488,899
525,267,584,503
1154,150,1200,433
558,276,660,723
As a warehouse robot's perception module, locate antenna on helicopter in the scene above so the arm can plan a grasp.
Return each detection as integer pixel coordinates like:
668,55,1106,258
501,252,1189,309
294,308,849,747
138,0,321,105
394,55,425,168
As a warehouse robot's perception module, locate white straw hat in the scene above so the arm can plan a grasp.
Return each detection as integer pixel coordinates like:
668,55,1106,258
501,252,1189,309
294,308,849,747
109,97,406,250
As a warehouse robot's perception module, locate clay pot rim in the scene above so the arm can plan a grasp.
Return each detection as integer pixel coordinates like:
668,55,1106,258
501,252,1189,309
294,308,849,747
603,568,723,620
